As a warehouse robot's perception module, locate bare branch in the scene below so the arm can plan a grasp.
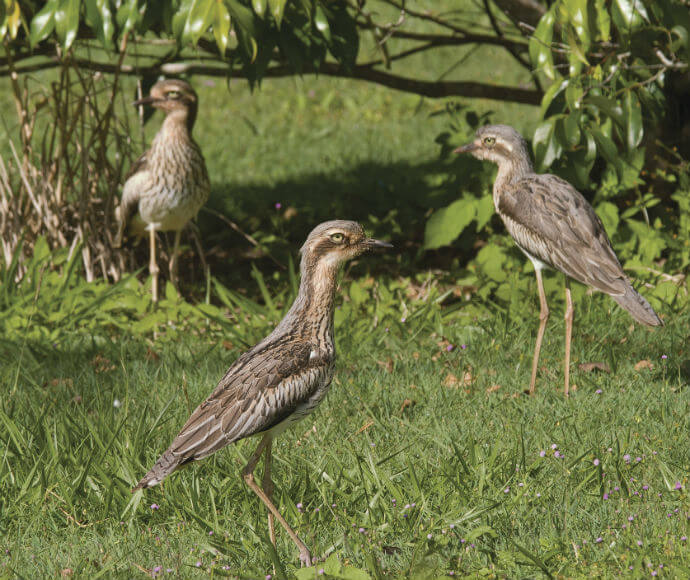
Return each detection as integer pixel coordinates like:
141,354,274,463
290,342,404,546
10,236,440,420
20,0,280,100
1,57,542,105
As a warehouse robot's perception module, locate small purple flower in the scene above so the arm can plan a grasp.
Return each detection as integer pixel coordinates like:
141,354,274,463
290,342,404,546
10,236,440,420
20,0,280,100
274,202,282,210
196,561,202,567
536,493,541,498
460,344,467,350
595,389,603,394
504,487,510,493
603,493,609,500
628,515,634,521
675,481,682,490
318,569,325,576
450,524,455,529
551,444,558,450
400,317,406,323
614,486,620,492
209,531,213,535
296,502,303,512
266,575,272,580
554,451,561,458
623,454,631,463
539,450,546,457
637,540,643,546
314,507,320,513
518,482,524,487
635,457,642,462
446,344,454,352
593,459,600,466
152,566,162,575
150,503,160,510
661,354,668,359
427,533,433,540
359,527,365,533
681,536,687,542
643,485,649,490
595,537,603,543
411,503,416,508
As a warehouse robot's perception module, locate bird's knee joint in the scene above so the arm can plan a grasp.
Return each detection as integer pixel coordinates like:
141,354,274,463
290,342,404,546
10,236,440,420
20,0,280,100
539,309,550,322
242,471,254,486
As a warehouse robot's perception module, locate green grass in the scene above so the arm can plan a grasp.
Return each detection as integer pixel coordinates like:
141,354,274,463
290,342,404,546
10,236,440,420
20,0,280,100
1,284,689,578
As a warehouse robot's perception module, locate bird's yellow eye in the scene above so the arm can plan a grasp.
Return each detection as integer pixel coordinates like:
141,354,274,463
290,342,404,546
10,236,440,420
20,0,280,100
330,232,345,243
483,136,496,147
167,90,181,99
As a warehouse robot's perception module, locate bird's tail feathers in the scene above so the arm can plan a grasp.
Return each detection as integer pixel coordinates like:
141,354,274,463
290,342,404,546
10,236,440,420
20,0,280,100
611,281,663,326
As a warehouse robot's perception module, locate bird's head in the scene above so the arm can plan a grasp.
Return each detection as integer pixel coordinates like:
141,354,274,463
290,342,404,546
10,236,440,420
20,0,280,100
454,124,531,167
133,79,199,128
300,220,392,271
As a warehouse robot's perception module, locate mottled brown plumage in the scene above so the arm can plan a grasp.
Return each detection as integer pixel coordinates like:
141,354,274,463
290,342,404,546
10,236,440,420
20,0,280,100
456,124,662,395
115,79,210,302
133,220,392,567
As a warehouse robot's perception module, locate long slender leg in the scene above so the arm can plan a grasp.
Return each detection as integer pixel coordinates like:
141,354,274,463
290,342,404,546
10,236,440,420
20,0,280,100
564,278,574,397
169,229,182,288
242,434,312,567
148,226,159,303
261,440,277,549
529,267,550,395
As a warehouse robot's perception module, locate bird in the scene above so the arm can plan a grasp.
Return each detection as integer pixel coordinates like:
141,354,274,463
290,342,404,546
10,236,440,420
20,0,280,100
132,220,392,567
455,124,663,396
114,79,210,302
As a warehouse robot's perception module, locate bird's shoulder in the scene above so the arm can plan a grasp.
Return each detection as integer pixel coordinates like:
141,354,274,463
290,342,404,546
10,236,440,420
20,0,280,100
499,173,608,246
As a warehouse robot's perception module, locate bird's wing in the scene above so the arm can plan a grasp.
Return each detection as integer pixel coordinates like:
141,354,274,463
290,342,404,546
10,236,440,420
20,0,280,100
498,174,627,295
114,151,150,246
134,338,331,489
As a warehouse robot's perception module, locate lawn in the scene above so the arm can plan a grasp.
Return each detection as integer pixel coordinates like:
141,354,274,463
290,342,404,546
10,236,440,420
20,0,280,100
1,287,689,578
2,2,690,578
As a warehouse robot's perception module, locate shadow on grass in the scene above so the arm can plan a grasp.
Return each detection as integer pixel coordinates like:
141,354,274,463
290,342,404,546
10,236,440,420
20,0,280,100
180,154,494,288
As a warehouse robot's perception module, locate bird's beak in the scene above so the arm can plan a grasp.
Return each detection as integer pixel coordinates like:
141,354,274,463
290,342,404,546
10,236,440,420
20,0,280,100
364,238,394,251
454,141,478,154
132,96,160,107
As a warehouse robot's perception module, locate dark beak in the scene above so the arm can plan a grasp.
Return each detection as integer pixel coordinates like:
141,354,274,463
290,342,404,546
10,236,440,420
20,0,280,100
453,141,478,154
364,238,394,250
132,96,160,107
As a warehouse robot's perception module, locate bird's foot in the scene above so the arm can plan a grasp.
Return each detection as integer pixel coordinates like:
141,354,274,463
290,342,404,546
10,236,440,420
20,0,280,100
299,548,313,568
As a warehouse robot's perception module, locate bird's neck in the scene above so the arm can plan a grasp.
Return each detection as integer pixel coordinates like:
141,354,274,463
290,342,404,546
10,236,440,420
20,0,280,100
493,153,534,210
160,108,196,139
279,256,340,347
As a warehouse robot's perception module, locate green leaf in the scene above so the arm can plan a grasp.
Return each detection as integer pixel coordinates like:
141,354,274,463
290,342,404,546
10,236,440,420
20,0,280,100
622,90,643,150
423,196,476,250
612,0,649,32
55,0,81,50
585,95,625,128
595,201,620,237
268,0,286,27
590,126,623,176
212,0,231,53
475,194,495,231
314,4,331,42
30,0,58,46
251,0,265,17
529,8,556,80
84,0,114,48
539,79,568,119
476,245,508,282
533,118,563,170
183,0,215,44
